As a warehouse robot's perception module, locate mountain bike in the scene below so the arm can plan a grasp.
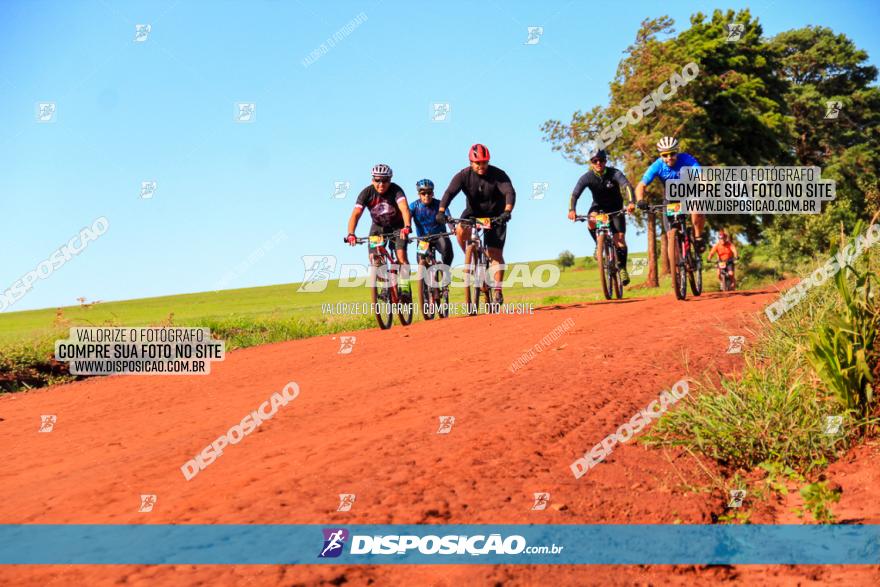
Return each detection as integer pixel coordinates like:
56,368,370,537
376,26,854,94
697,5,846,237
344,232,413,329
410,231,454,320
717,259,736,292
449,216,506,315
576,210,627,300
652,203,703,300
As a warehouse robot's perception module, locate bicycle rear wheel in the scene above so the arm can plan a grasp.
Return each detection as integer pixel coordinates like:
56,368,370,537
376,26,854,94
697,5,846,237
597,233,612,300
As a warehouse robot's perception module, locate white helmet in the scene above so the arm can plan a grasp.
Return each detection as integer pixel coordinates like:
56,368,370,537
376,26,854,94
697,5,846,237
656,136,679,152
371,163,393,178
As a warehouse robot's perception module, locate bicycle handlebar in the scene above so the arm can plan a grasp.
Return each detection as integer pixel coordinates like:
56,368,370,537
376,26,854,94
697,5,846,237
574,209,627,222
407,231,455,243
448,216,507,227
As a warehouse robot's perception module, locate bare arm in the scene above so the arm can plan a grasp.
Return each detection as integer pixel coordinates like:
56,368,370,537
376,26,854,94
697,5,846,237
347,208,363,236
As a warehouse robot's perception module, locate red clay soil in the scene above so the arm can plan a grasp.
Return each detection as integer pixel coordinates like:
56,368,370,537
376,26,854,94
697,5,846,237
1,283,878,586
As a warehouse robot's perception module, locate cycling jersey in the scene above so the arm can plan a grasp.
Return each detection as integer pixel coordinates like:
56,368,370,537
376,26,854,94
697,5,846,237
570,167,634,212
640,152,700,185
355,183,407,228
710,241,736,262
439,165,516,217
409,199,446,237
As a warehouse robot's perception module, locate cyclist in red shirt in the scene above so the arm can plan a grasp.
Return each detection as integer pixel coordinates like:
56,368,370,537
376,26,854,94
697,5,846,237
707,230,739,290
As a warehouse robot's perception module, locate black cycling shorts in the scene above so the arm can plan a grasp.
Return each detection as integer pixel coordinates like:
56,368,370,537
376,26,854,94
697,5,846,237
462,208,507,250
370,223,407,250
589,204,626,234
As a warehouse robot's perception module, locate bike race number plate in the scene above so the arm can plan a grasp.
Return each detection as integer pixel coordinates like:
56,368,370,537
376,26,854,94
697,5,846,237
368,235,384,249
595,213,610,229
666,203,683,216
476,217,491,229
417,240,430,255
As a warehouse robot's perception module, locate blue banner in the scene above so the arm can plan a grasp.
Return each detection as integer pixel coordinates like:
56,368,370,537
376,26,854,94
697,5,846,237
1,525,877,565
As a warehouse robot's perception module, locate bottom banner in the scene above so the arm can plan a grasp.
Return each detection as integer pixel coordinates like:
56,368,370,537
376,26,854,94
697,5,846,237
0,525,877,565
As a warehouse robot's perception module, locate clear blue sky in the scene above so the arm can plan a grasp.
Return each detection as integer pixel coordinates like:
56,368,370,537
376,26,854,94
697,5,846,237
2,0,879,312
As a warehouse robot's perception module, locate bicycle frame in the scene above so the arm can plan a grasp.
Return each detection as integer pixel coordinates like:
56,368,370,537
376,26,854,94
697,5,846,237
576,210,626,300
449,217,502,314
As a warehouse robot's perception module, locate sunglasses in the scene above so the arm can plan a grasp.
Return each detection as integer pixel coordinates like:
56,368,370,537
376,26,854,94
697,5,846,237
590,158,606,164
372,177,390,184
418,190,434,195
660,151,678,158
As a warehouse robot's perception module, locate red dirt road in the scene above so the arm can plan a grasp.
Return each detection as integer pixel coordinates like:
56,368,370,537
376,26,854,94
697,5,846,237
2,283,878,586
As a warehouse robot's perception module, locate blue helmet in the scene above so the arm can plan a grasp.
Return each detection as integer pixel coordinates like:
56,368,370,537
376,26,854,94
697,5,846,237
416,179,434,191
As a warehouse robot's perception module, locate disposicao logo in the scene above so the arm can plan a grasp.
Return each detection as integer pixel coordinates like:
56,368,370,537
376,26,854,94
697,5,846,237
319,528,349,558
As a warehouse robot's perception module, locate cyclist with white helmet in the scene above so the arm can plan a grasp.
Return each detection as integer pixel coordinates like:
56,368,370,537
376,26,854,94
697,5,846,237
568,147,636,285
346,163,413,289
635,136,707,259
409,179,454,266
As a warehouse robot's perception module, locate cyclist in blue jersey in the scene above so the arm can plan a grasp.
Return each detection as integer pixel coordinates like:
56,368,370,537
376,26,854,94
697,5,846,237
635,137,707,263
409,179,454,266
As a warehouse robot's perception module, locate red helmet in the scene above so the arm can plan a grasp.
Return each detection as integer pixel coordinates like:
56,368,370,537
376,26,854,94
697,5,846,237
469,143,490,163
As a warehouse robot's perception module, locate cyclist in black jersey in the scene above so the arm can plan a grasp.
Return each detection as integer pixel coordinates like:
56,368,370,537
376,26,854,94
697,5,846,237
568,149,635,285
437,144,515,304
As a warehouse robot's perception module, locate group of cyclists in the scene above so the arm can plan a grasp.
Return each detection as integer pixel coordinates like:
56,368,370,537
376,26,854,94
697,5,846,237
344,137,739,305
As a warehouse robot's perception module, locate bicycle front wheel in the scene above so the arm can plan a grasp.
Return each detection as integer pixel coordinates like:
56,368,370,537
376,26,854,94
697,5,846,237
597,233,612,300
371,267,393,329
674,235,687,300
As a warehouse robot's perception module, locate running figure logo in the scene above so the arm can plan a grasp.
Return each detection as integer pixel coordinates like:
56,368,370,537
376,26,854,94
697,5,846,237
39,415,57,433
36,102,57,123
437,416,455,434
630,258,648,276
332,181,351,199
337,336,356,354
431,102,451,122
298,255,337,292
134,24,151,42
524,26,544,45
318,528,350,558
823,415,843,435
726,335,745,354
140,180,157,199
337,494,356,512
531,182,549,200
727,489,746,508
138,494,157,512
824,101,842,120
725,23,745,42
531,492,550,511
235,102,256,123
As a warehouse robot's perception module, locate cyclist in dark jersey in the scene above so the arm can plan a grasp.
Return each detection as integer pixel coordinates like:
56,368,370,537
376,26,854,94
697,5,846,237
436,143,515,304
568,148,636,285
346,163,413,288
409,179,453,266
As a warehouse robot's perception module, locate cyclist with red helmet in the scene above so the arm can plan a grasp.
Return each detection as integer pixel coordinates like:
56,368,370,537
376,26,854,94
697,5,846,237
436,144,515,304
346,163,413,290
707,230,739,290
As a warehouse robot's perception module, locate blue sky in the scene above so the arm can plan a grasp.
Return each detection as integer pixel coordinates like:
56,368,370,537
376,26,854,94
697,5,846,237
2,0,879,312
